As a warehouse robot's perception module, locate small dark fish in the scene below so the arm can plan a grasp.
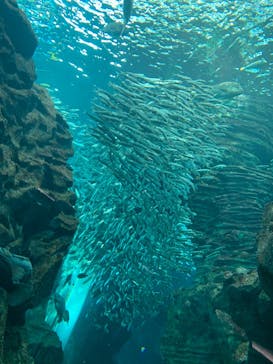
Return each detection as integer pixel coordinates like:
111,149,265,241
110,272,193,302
121,0,133,36
64,273,72,285
77,273,88,279
54,293,69,323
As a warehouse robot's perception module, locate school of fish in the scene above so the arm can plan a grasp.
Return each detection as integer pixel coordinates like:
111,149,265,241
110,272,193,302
55,72,237,329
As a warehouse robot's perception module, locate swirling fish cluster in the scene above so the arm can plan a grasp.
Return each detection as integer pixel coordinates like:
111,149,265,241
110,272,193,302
67,73,231,328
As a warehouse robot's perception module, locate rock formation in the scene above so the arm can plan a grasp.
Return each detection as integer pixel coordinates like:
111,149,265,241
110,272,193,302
161,267,273,364
257,203,273,299
0,0,77,362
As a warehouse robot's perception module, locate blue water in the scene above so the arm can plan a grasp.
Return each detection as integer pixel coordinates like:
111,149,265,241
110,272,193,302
19,0,273,112
18,0,273,363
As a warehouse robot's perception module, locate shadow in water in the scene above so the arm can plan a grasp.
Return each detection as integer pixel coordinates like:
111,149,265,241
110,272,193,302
63,274,194,364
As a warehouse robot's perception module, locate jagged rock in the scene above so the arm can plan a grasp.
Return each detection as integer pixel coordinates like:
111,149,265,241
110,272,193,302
0,0,77,362
0,0,37,59
0,288,8,364
257,203,273,299
160,269,270,364
25,306,63,364
0,248,33,314
214,310,249,364
257,290,273,326
0,224,12,244
3,326,34,364
0,248,32,285
161,284,223,364
213,270,261,332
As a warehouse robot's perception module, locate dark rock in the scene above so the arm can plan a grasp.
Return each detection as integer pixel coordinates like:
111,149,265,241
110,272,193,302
25,306,63,364
3,326,35,364
0,288,8,364
257,291,273,328
214,310,249,364
0,0,38,59
160,269,269,364
0,223,13,246
0,248,32,307
257,203,273,299
0,0,77,362
214,270,261,332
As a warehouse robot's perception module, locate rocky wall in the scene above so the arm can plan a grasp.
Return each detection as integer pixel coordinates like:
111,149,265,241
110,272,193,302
161,267,273,364
257,203,273,299
0,0,77,362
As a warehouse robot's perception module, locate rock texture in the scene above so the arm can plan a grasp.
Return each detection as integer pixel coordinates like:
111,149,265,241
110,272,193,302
161,269,273,364
0,0,77,362
161,199,273,364
257,203,273,299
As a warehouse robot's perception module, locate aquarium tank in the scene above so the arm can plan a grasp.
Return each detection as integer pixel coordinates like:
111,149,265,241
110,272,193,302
10,0,273,363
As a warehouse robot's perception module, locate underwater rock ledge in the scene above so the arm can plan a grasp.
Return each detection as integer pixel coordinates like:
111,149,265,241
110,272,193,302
0,1,77,363
258,203,273,299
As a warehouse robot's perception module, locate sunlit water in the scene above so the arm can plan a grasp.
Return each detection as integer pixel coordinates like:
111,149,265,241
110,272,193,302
19,0,273,112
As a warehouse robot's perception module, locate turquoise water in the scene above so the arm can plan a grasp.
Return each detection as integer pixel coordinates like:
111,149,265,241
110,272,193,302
18,1,273,363
19,0,273,108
